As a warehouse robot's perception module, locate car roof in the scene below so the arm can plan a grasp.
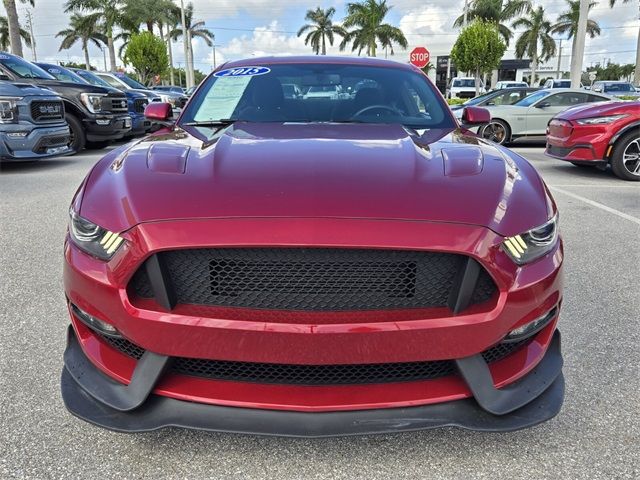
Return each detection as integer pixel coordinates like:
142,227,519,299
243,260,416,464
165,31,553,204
220,55,416,71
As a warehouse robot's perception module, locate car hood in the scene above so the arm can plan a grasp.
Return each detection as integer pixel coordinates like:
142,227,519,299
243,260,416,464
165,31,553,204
0,81,59,97
555,100,630,120
80,123,552,237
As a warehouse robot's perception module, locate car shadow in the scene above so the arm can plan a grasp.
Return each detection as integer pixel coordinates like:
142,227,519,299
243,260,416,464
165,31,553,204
547,163,623,182
0,158,78,174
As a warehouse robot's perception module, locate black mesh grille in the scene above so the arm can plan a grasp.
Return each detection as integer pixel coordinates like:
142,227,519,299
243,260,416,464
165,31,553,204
34,134,69,153
130,248,496,311
99,333,528,385
133,98,147,113
30,100,64,121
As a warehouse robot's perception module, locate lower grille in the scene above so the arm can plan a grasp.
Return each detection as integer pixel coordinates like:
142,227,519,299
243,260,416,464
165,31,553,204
546,145,573,157
130,248,497,312
34,134,69,153
30,100,64,122
99,333,529,385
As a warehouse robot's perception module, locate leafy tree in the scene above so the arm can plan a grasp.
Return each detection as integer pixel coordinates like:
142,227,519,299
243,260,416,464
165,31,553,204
513,6,556,87
0,14,31,51
340,0,408,57
297,7,346,55
608,0,638,86
450,19,506,95
64,0,126,71
453,0,531,45
2,0,33,56
123,31,168,85
56,13,107,70
421,62,435,75
551,0,600,68
124,0,176,32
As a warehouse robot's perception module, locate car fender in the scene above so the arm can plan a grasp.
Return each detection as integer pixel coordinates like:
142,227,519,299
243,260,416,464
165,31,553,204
609,120,640,146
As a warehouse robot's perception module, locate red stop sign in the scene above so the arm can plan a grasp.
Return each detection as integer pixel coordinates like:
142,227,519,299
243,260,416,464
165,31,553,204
410,47,430,68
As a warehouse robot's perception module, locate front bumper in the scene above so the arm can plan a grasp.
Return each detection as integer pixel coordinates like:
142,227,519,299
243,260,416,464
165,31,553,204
62,326,564,436
0,123,71,161
84,114,132,142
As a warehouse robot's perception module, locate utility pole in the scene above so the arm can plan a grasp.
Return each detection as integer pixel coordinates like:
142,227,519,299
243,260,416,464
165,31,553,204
570,0,589,88
25,9,36,61
180,0,192,88
212,34,216,70
556,39,562,79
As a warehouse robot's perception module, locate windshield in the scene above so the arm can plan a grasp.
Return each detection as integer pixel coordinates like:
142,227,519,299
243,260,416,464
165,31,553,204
116,74,146,89
453,79,477,88
39,65,86,84
514,90,548,107
180,63,454,129
0,54,55,80
554,80,571,88
603,83,634,92
74,70,113,88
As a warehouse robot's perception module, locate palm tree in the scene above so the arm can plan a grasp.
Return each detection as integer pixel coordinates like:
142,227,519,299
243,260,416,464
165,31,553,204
609,0,638,84
170,2,214,79
0,14,31,51
297,7,346,55
64,0,126,71
340,0,408,57
552,0,600,69
513,6,556,87
56,14,107,70
453,0,531,45
2,0,33,56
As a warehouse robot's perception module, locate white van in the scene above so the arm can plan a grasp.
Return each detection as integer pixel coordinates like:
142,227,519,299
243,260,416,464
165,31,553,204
446,77,486,99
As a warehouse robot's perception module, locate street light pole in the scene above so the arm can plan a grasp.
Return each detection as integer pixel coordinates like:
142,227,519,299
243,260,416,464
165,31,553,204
212,34,216,70
569,0,589,88
25,10,37,61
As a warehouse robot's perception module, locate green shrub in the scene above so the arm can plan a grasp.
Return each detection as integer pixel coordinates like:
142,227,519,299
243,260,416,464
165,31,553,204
447,98,467,106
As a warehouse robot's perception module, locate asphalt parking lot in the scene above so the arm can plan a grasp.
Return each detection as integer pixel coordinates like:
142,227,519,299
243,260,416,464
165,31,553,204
1,144,639,479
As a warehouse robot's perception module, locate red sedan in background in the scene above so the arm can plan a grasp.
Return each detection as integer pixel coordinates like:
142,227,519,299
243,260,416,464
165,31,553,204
62,56,564,436
546,101,640,181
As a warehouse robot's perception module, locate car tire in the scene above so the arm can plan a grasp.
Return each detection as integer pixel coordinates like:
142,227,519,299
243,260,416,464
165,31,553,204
86,141,110,150
480,119,511,145
65,114,85,154
610,132,640,181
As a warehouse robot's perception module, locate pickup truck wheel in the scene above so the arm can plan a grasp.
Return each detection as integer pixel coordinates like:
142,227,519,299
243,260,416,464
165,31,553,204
66,114,85,153
611,133,640,181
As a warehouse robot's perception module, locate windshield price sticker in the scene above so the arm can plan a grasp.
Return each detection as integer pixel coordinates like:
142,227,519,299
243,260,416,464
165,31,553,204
214,66,271,78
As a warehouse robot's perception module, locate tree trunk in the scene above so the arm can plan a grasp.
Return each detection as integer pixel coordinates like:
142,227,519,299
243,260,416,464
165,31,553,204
370,40,376,57
475,67,480,96
147,22,154,32
83,41,91,70
530,56,538,87
3,0,23,57
166,26,175,85
107,35,117,71
321,34,326,55
188,32,195,85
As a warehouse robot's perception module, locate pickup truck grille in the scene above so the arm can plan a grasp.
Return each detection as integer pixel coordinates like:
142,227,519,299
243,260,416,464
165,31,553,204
133,98,148,113
102,95,129,113
30,100,64,122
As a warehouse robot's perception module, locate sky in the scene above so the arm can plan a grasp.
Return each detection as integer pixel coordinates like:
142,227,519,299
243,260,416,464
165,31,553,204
2,0,638,74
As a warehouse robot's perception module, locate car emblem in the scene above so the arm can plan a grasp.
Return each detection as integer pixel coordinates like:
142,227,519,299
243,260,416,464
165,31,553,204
121,100,127,108
39,104,60,114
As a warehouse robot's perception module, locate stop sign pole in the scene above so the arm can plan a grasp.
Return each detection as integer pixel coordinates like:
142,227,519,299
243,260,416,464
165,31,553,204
410,47,430,69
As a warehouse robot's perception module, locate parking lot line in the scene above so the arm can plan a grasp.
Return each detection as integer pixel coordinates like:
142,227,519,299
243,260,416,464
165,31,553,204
549,185,640,225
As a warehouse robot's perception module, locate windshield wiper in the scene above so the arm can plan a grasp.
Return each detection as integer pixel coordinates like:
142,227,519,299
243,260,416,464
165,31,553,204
182,119,236,127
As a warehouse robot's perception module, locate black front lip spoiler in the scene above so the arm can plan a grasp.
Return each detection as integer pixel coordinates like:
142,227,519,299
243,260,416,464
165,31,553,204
61,327,564,437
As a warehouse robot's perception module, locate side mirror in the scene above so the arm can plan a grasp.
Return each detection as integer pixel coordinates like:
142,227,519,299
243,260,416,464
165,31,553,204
144,102,173,122
536,102,551,108
461,106,490,125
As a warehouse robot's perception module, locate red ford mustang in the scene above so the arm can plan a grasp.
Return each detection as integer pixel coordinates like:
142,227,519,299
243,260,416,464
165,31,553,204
546,100,640,181
62,56,564,436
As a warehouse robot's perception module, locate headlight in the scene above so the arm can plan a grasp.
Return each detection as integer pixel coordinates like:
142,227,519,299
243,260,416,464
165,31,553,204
0,96,21,123
80,93,106,113
69,209,125,260
160,94,176,106
502,215,558,265
575,114,628,125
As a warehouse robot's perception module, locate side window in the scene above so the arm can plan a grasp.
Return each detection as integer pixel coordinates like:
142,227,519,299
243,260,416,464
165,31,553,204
405,84,427,114
588,94,607,103
546,92,588,106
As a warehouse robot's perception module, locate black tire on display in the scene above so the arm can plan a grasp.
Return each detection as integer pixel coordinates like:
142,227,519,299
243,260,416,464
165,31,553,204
65,114,85,154
610,132,640,181
480,119,511,145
